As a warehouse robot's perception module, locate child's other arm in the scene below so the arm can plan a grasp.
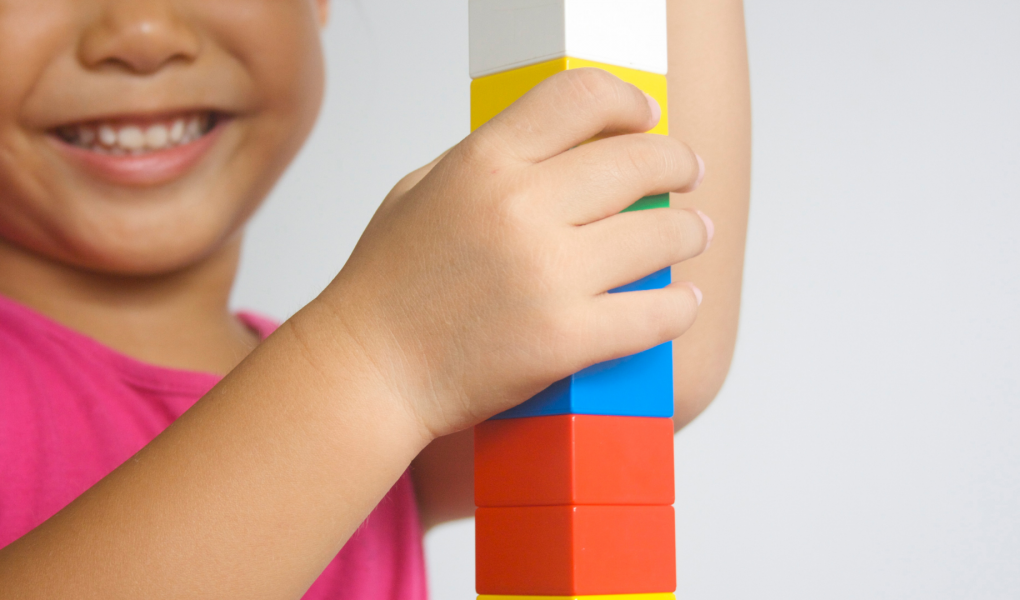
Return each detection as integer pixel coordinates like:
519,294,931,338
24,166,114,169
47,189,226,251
412,0,752,528
0,73,708,599
668,0,751,428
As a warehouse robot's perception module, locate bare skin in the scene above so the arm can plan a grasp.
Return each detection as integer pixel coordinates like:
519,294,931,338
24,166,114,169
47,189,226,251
0,0,749,597
413,0,752,528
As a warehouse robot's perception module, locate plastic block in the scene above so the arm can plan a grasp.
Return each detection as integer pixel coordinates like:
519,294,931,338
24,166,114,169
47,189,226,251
479,591,677,595
493,268,672,419
471,58,668,135
494,269,672,418
623,193,669,213
475,505,676,596
609,268,671,294
475,414,674,506
469,0,667,78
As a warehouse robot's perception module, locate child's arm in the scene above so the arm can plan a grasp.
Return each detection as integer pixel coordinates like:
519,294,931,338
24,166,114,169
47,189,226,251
0,73,708,598
413,0,752,528
667,0,751,428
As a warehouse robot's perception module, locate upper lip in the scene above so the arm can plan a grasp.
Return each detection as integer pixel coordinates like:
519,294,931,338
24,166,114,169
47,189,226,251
48,107,227,130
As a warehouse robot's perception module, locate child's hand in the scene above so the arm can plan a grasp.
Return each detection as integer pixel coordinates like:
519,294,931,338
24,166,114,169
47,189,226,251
316,68,710,441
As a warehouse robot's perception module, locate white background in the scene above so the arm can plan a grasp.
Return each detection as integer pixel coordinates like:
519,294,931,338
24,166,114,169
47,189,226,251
231,1,1020,597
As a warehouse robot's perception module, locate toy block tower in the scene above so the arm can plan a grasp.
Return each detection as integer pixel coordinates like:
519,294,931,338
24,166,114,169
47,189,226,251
470,2,676,599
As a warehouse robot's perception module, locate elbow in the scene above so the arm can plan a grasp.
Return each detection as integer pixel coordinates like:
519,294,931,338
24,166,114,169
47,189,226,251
671,338,737,431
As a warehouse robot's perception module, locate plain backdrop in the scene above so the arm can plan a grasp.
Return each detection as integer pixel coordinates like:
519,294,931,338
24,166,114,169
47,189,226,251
230,0,1020,597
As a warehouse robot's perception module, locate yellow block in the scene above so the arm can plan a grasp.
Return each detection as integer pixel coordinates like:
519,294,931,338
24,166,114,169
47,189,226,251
470,57,668,135
478,595,676,600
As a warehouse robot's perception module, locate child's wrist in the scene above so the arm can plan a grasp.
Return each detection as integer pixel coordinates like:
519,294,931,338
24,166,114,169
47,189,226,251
285,296,438,451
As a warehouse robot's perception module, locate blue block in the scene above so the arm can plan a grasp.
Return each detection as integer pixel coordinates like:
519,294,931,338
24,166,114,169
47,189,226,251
494,269,674,420
609,267,671,294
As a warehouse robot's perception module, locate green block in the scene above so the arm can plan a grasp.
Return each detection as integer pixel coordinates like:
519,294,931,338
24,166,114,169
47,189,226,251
623,193,669,213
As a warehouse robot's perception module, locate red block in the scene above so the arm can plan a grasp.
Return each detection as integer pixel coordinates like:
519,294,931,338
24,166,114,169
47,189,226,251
475,505,676,596
474,415,674,506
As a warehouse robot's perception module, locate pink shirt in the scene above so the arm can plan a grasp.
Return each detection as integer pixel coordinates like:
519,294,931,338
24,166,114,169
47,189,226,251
0,294,427,599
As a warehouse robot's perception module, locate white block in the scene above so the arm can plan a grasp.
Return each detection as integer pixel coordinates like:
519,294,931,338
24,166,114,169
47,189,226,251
469,0,668,78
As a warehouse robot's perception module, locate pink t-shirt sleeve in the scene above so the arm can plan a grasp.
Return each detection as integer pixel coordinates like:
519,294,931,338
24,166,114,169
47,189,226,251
0,296,427,600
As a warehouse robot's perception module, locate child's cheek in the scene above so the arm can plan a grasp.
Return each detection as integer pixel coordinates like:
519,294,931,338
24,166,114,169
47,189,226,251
0,0,328,275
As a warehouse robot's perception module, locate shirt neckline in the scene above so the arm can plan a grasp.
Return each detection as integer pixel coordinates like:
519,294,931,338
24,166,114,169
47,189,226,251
0,292,276,397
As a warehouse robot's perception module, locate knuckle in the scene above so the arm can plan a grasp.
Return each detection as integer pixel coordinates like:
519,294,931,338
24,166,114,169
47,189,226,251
655,136,695,180
482,193,556,280
613,136,672,183
664,136,695,168
606,137,701,208
635,210,704,265
661,137,700,186
558,68,623,110
619,135,698,189
661,209,707,255
455,134,495,169
391,166,428,195
636,136,673,172
649,211,682,250
460,121,529,170
487,177,535,231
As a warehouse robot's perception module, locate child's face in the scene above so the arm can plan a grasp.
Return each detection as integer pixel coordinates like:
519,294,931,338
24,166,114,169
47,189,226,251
0,0,328,274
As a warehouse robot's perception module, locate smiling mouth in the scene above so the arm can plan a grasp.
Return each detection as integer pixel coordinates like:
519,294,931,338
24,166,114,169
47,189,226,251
52,111,221,155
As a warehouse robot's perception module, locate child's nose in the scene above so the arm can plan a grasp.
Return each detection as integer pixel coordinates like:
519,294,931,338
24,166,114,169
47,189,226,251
78,0,200,75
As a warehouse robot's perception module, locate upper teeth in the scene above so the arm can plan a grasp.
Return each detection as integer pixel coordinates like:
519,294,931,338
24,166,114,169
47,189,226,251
59,114,212,154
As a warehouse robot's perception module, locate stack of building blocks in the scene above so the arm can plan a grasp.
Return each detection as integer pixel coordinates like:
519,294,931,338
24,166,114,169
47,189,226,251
470,2,676,599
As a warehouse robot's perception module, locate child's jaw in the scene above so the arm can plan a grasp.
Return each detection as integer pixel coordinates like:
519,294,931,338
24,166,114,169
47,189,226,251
0,0,327,276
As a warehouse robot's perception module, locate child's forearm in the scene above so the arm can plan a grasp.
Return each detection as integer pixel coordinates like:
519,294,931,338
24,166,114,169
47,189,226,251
1,63,711,598
0,299,430,599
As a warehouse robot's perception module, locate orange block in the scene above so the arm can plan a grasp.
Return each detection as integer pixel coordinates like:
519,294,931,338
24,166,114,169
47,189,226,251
475,415,674,506
475,505,676,596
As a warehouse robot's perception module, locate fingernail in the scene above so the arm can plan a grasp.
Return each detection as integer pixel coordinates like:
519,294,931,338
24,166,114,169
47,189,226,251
643,92,661,128
676,154,705,193
688,283,703,306
693,154,706,189
695,210,714,251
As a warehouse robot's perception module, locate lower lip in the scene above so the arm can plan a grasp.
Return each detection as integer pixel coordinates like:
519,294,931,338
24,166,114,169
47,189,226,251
50,121,228,187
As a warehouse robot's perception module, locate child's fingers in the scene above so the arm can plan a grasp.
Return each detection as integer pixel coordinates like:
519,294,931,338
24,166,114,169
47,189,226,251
468,68,659,165
575,283,701,367
536,133,702,224
576,208,712,294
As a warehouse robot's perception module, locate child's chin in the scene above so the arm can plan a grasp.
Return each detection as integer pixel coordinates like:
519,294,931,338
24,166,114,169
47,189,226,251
52,217,244,277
